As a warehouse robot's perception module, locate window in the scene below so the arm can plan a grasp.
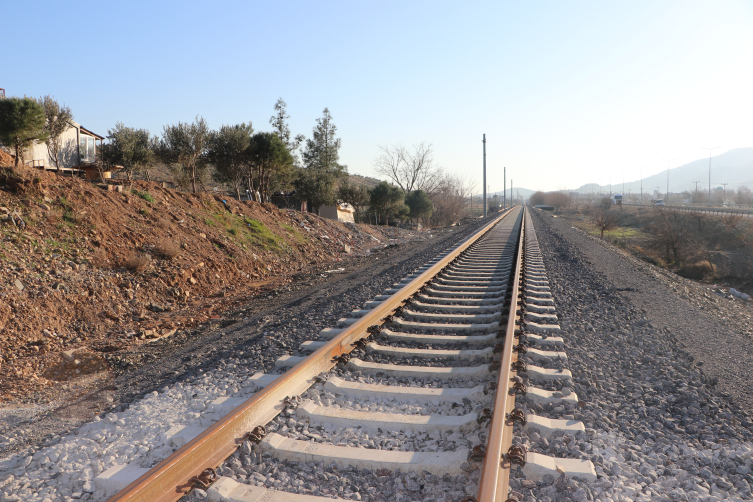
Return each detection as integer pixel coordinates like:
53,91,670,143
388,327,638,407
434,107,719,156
79,136,95,162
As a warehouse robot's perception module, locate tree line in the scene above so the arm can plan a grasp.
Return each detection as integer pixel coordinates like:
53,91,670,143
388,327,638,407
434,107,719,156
1,94,476,227
104,100,347,211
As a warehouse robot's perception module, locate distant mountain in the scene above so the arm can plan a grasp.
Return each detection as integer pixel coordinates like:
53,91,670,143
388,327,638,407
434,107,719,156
481,187,538,200
574,147,753,195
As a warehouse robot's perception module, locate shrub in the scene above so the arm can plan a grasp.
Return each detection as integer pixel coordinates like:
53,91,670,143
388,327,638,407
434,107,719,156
131,189,155,203
155,238,179,260
124,251,151,273
90,247,109,268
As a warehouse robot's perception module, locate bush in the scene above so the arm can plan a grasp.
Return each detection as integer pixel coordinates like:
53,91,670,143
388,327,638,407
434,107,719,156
124,251,151,273
90,247,109,268
155,238,179,260
131,189,155,203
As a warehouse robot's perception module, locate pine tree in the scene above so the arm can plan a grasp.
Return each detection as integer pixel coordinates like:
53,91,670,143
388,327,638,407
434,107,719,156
269,98,304,165
295,108,347,212
0,97,49,169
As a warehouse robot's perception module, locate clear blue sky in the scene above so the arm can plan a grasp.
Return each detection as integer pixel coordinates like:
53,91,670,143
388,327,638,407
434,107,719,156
5,0,752,192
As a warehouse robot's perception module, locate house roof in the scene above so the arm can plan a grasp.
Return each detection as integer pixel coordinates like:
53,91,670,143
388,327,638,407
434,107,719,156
79,126,105,140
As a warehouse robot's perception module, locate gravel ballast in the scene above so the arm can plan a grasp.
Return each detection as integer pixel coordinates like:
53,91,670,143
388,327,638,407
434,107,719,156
509,209,753,502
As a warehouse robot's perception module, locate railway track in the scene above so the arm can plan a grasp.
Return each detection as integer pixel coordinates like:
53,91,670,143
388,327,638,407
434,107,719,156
108,206,596,502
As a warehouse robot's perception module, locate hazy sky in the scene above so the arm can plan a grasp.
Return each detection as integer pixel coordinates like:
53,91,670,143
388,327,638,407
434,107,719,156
5,1,752,192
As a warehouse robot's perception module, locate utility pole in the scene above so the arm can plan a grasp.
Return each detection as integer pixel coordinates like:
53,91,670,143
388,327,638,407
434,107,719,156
637,167,644,204
511,179,513,207
503,166,506,210
722,183,728,201
482,134,487,218
701,146,719,204
662,158,673,205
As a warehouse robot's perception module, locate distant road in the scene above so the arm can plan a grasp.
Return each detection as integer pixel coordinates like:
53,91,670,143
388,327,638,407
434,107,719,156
623,203,753,218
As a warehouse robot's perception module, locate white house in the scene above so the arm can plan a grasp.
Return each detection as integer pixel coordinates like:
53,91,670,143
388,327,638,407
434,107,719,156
28,120,105,173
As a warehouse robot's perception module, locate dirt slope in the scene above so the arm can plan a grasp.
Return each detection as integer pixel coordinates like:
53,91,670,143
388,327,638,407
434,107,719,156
0,170,416,402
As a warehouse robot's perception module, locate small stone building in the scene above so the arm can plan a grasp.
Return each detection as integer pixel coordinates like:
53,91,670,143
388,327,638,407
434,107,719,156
319,203,356,223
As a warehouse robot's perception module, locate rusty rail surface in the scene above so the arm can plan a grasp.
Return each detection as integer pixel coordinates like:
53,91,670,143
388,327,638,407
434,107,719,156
109,208,520,502
475,206,525,502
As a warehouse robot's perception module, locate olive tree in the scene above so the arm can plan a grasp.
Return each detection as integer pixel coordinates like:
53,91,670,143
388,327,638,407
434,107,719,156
36,95,73,169
207,123,253,200
104,122,151,186
156,116,210,193
246,132,293,202
337,178,370,222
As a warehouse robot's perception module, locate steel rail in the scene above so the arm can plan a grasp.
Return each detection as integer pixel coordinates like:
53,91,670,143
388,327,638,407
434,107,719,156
476,206,525,502
109,208,517,502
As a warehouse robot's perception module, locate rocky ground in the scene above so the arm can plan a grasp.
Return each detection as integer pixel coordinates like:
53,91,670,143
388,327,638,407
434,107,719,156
508,209,753,502
0,204,489,460
0,169,423,408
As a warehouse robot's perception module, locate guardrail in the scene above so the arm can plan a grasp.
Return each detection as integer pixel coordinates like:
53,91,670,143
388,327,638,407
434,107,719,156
623,203,753,217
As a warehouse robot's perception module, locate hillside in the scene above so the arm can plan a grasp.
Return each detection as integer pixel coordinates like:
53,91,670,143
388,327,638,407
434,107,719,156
0,169,418,402
575,147,753,195
486,187,537,200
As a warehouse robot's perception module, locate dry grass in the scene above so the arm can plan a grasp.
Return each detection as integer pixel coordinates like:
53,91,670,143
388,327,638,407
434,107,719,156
89,247,109,268
124,251,151,273
155,237,180,260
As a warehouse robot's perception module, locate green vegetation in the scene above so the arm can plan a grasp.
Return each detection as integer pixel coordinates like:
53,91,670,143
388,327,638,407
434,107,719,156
104,123,153,185
57,196,77,225
139,208,150,216
281,223,306,243
295,108,347,212
0,97,49,168
36,95,73,169
241,218,284,250
131,189,155,203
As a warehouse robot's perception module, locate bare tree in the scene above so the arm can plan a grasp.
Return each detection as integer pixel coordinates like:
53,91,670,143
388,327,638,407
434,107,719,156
373,142,443,195
428,173,475,227
592,206,619,238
